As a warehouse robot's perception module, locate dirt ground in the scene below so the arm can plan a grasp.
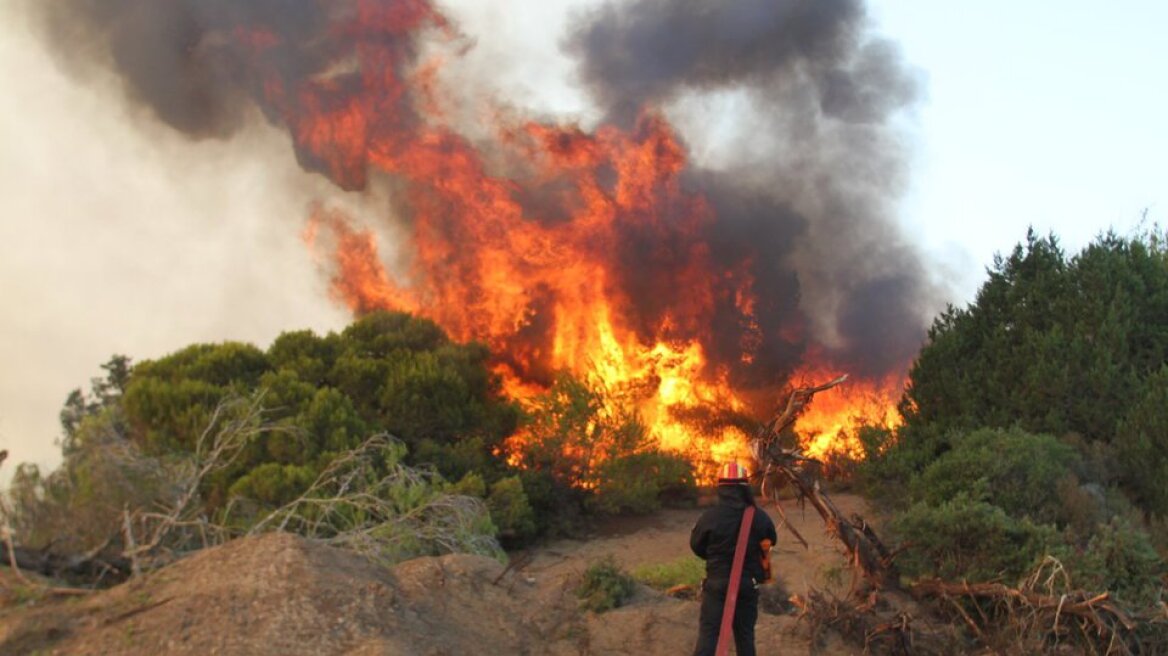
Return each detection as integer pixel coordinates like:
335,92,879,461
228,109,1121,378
0,494,872,655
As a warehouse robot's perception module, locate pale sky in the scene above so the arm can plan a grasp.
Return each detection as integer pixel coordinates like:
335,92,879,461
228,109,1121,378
1,0,1164,481
870,1,1166,277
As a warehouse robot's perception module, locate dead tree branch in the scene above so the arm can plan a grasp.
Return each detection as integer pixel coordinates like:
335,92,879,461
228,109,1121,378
241,434,503,565
121,392,283,571
906,557,1168,653
750,375,899,590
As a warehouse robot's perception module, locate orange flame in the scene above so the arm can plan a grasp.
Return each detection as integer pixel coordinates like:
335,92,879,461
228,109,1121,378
788,366,904,462
266,2,905,480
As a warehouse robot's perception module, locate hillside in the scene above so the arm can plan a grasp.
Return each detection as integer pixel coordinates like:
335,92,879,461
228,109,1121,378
0,496,868,655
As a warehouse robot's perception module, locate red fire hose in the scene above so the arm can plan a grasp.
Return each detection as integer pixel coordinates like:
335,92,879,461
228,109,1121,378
715,505,755,656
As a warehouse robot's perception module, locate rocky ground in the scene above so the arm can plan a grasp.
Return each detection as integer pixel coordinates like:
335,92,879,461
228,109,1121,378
0,494,872,655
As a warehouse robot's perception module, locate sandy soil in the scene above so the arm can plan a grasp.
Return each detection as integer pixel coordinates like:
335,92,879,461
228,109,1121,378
0,494,872,655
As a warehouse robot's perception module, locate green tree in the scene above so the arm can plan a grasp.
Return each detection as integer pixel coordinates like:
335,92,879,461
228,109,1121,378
116,311,517,515
876,227,1168,602
898,230,1168,494
1115,365,1168,515
59,354,133,446
902,230,1168,444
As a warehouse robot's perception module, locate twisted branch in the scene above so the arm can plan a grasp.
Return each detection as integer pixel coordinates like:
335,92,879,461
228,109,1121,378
750,375,899,590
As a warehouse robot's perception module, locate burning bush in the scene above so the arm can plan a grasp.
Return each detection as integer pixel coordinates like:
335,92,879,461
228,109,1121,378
6,311,708,571
505,373,697,525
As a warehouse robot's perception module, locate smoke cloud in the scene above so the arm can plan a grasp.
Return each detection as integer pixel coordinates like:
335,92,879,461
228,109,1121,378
571,0,935,377
23,0,941,399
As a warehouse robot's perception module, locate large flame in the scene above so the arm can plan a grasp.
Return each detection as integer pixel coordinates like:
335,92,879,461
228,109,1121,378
249,1,905,477
787,366,905,461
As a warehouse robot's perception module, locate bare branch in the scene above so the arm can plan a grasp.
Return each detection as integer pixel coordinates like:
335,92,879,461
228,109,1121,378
751,375,899,590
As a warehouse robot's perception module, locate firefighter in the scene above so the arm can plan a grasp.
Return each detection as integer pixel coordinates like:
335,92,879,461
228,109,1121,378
690,461,777,656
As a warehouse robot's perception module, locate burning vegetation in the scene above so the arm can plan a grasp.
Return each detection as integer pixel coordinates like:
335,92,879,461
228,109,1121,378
27,0,935,475
9,2,1168,654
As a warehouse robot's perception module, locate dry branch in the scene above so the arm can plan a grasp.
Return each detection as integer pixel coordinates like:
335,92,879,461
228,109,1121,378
4,392,501,589
750,376,899,590
241,434,503,565
910,568,1166,655
791,588,925,655
124,392,278,566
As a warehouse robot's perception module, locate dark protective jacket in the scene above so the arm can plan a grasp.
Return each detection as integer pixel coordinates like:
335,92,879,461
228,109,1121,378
689,485,777,584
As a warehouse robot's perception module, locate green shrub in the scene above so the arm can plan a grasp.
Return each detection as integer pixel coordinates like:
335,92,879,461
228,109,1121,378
1067,517,1165,606
1147,515,1168,560
447,471,487,498
589,451,696,515
891,494,1058,582
227,462,318,507
513,374,647,488
486,475,537,547
577,556,637,613
516,468,586,538
856,423,953,508
413,436,495,483
510,373,697,527
632,555,705,591
856,423,897,460
910,427,1080,524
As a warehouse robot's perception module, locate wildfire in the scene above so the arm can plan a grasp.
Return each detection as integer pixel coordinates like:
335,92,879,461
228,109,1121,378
787,367,905,461
265,0,906,479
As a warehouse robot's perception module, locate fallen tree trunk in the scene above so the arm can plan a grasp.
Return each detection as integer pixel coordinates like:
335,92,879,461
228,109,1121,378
751,377,899,590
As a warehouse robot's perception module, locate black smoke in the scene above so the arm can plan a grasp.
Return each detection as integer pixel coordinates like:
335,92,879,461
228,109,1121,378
26,0,941,389
28,0,432,188
570,0,936,381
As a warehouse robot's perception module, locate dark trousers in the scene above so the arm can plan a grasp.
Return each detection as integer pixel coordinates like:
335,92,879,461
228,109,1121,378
692,578,759,656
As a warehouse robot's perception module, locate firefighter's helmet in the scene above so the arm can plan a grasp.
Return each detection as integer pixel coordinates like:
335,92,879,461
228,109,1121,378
717,461,750,485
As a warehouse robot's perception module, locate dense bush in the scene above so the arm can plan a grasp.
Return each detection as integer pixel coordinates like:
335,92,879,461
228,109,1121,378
1115,365,1168,516
873,229,1168,609
589,451,696,515
7,312,705,562
891,494,1058,582
117,311,518,513
876,422,1168,607
1067,516,1165,606
909,427,1079,524
508,374,697,527
515,467,589,539
484,475,538,548
3,313,527,556
5,388,504,570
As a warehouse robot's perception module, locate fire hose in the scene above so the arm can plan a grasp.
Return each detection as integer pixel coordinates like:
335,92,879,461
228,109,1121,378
714,505,755,656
